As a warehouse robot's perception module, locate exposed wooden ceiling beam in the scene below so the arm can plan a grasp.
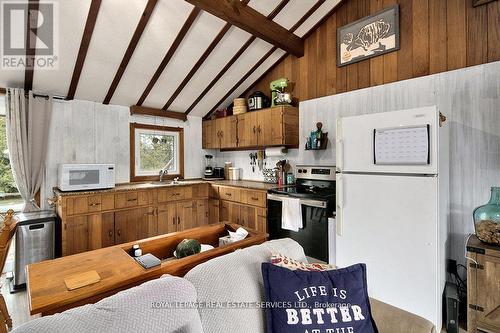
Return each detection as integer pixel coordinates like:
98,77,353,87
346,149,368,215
203,0,327,119
185,0,304,57
103,0,158,105
130,105,187,121
24,0,39,91
184,0,289,115
67,0,102,100
136,7,201,106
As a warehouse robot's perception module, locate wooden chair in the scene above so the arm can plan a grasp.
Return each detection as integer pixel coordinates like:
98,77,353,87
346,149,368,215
0,210,17,332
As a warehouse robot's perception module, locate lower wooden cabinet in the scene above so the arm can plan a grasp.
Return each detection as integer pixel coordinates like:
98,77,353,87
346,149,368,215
157,200,201,234
114,206,157,245
65,212,116,255
219,201,267,233
467,236,500,332
195,199,209,227
209,199,219,224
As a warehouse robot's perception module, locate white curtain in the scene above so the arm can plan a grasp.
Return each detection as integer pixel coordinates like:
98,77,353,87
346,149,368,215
5,88,52,212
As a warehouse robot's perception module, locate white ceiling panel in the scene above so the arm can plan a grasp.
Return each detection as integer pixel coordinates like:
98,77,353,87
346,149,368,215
294,0,341,37
32,0,91,96
272,0,317,30
189,39,274,117
168,26,251,112
248,0,282,17
143,11,226,109
74,0,148,102
213,48,287,116
110,0,194,106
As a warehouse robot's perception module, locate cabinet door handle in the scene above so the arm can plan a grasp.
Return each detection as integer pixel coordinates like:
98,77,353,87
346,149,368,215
117,229,121,236
251,197,259,201
108,230,113,238
177,217,181,225
253,126,256,133
89,203,101,206
159,210,167,213
172,217,176,225
127,198,137,202
225,193,232,196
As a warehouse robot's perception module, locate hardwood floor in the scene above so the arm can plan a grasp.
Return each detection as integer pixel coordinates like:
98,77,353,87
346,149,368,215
1,275,39,329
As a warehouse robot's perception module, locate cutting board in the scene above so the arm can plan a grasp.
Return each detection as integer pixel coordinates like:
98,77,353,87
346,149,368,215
64,270,101,291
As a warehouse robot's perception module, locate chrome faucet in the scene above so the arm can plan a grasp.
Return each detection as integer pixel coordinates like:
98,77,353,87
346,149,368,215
172,177,179,184
159,168,169,182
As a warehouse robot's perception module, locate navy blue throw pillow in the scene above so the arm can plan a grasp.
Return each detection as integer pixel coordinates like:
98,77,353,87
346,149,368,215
261,263,378,333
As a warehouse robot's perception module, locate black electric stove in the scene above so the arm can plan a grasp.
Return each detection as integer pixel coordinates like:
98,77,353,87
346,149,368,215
267,165,336,263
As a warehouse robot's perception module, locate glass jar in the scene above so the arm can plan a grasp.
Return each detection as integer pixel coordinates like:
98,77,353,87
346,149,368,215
473,187,500,245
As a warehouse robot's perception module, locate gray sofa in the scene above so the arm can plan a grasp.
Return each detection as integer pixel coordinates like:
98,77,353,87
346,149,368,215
13,239,436,333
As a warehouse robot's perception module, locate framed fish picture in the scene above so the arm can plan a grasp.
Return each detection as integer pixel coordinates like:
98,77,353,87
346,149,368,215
337,5,400,67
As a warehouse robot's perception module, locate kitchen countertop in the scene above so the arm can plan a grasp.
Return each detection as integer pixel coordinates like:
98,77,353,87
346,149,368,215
53,179,285,196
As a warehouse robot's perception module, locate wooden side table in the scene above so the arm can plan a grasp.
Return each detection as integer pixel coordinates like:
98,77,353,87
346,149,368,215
466,235,500,332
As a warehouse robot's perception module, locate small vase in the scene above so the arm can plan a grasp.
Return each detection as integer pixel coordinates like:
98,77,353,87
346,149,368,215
473,187,500,245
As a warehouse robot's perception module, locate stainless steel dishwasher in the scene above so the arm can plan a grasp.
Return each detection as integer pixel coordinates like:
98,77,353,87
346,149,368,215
13,211,56,290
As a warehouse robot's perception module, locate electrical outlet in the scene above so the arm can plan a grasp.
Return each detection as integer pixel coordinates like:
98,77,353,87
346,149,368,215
447,259,458,275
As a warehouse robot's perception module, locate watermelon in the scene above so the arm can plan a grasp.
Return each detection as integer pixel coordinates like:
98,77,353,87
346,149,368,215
175,239,201,258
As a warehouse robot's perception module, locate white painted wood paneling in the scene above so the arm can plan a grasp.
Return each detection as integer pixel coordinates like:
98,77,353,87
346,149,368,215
143,12,226,109
110,0,194,106
32,0,91,96
42,99,204,207
74,0,148,102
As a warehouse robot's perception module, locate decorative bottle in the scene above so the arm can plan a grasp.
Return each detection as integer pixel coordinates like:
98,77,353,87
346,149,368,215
473,187,500,245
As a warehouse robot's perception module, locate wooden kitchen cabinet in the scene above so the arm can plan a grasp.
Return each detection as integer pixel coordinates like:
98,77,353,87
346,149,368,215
157,203,177,235
202,120,216,149
65,213,116,255
467,235,500,332
195,199,209,227
56,183,260,256
157,200,197,233
115,206,157,245
237,112,258,147
217,116,238,149
201,106,299,150
209,199,219,223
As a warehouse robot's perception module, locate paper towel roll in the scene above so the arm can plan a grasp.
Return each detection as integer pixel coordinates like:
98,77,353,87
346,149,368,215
265,146,287,157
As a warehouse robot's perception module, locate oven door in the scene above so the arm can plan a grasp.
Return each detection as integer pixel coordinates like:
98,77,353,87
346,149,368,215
267,194,329,262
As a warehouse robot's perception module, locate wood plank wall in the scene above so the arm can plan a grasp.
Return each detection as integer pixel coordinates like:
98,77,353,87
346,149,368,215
245,0,500,102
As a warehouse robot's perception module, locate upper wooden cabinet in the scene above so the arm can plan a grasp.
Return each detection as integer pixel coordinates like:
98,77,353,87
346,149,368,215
202,106,299,150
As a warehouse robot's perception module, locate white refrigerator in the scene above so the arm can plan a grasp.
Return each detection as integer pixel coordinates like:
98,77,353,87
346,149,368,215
335,106,449,329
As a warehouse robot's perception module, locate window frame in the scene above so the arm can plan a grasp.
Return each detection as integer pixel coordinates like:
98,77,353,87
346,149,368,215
129,122,184,182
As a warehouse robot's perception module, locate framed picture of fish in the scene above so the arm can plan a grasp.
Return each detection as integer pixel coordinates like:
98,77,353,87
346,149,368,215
337,5,400,67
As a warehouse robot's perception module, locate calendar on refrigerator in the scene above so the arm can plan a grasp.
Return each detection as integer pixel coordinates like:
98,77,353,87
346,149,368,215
374,125,430,165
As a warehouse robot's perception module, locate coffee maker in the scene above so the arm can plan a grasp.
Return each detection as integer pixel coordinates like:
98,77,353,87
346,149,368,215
204,155,214,177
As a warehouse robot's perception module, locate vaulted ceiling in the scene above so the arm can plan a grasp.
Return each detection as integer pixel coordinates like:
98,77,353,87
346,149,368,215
0,0,341,117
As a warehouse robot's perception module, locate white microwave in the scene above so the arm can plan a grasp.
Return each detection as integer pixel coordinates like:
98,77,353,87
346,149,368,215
58,164,115,192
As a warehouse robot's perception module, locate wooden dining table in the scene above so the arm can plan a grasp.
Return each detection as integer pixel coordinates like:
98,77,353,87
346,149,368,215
26,223,267,316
